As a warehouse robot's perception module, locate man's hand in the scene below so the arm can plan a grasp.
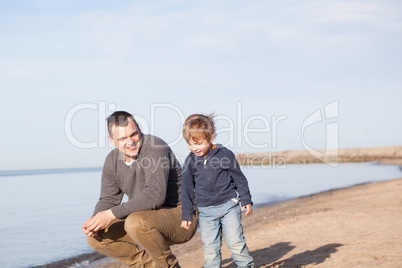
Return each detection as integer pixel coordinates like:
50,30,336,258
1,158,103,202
82,209,116,237
181,220,192,230
242,204,253,216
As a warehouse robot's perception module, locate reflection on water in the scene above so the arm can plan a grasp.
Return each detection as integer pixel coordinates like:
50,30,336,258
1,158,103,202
0,163,400,268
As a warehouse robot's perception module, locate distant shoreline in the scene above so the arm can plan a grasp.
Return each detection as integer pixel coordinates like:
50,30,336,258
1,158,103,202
0,167,102,177
3,146,401,176
236,145,402,166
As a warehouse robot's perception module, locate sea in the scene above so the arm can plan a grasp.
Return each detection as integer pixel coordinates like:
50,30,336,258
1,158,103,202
0,163,401,268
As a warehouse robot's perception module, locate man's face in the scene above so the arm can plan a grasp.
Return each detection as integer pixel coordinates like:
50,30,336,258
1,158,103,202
109,119,142,161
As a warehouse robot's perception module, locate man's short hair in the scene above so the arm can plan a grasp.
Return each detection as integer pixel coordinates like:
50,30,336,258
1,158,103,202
107,111,140,137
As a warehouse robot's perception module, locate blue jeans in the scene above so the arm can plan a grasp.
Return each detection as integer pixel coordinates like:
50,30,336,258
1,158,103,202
198,199,254,268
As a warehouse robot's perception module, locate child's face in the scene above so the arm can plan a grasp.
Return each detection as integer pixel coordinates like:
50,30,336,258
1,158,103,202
187,138,212,157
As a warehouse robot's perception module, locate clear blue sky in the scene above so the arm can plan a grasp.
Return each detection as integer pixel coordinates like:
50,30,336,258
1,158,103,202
1,0,401,170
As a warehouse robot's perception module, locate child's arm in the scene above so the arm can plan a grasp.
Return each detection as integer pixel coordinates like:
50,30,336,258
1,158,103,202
242,203,253,216
224,149,253,207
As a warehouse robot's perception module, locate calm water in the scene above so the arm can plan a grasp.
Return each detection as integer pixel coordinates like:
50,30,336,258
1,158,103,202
0,163,400,268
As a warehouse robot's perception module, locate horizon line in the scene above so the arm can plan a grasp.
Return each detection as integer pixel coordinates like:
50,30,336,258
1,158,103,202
0,167,103,177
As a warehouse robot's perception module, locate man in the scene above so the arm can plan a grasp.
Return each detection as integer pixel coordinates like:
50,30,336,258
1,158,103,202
82,111,198,268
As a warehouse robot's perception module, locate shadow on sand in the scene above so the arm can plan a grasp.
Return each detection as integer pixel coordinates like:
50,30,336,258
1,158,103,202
222,242,343,268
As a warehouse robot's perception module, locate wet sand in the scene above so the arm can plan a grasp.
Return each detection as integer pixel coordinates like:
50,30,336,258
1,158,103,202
62,177,402,268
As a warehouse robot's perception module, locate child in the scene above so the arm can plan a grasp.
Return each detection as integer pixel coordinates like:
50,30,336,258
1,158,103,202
180,113,254,268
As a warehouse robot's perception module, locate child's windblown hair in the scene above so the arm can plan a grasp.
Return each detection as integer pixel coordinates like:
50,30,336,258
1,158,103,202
182,114,216,143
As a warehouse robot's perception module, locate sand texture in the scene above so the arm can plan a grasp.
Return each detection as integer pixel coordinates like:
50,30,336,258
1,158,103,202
86,178,402,268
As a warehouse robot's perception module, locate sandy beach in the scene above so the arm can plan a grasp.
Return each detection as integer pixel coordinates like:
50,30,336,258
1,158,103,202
73,177,402,268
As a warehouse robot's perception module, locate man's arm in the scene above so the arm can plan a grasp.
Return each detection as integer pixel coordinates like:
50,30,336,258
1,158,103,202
93,153,124,215
82,152,121,236
181,156,196,222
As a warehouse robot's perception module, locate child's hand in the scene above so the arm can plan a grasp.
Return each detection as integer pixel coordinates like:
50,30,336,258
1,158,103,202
181,220,192,230
242,204,253,216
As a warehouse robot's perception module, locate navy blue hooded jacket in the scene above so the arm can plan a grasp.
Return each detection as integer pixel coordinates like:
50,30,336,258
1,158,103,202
181,144,253,221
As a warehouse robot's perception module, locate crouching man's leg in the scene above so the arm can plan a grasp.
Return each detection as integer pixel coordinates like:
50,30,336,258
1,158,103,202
125,206,198,268
87,219,155,267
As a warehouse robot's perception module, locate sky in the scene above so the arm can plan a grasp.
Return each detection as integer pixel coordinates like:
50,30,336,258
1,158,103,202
1,0,401,170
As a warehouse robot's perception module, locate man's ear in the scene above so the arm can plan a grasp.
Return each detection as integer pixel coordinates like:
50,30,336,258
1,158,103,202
108,136,116,147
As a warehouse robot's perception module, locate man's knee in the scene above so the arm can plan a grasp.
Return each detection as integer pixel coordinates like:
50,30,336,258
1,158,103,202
124,212,151,239
87,236,104,252
86,220,126,251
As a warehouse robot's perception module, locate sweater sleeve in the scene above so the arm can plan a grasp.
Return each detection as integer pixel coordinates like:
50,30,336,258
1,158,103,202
226,149,253,206
181,155,196,221
93,153,124,216
111,148,171,219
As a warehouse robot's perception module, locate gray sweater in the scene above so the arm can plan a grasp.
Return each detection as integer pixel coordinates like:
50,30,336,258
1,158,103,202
93,134,182,219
